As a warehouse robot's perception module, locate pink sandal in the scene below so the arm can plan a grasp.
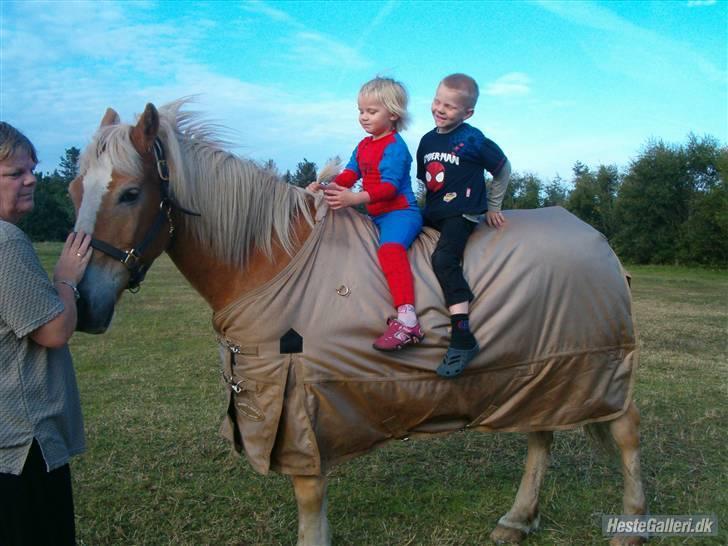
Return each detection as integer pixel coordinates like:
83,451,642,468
373,318,424,351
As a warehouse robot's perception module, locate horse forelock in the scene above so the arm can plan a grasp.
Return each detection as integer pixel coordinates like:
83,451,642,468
79,124,144,181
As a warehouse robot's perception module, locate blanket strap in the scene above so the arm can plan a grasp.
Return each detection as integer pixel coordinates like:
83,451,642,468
216,329,302,393
218,336,246,355
218,331,303,356
216,340,244,450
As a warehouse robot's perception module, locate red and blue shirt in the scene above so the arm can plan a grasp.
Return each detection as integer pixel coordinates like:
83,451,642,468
335,132,419,217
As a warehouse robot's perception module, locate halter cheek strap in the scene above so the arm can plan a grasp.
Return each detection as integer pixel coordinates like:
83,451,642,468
153,138,199,216
89,137,200,292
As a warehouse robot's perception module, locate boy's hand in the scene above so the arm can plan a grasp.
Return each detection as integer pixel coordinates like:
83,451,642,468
486,211,507,229
324,183,369,210
306,182,321,192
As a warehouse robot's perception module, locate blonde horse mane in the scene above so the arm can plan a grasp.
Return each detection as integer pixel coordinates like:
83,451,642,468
80,99,313,267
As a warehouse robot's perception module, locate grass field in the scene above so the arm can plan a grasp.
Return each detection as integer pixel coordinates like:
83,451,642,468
34,243,728,545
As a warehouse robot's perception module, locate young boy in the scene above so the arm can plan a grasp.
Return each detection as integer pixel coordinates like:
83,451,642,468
417,73,512,378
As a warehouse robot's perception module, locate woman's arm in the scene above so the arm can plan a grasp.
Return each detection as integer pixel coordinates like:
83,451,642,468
30,232,92,348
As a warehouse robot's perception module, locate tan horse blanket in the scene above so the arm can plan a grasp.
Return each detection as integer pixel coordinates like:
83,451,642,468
213,205,637,476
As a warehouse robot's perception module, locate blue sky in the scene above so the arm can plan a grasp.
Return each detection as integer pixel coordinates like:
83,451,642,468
1,0,726,183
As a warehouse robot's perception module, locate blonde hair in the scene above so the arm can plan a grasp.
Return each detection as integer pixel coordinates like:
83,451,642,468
441,73,480,109
0,122,38,163
358,77,410,132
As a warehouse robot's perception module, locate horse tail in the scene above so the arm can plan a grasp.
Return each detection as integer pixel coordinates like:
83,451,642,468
583,421,617,455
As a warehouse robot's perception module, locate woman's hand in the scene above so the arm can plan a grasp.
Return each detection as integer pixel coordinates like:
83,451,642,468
324,183,370,210
53,231,92,285
31,232,92,348
306,182,321,193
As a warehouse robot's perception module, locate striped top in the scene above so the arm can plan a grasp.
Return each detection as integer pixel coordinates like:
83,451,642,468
0,221,85,475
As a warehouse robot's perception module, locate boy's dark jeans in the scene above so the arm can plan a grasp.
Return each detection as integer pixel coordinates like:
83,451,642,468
427,215,477,307
0,440,76,545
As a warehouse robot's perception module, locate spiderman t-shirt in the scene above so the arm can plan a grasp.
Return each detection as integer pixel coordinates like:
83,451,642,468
417,123,507,222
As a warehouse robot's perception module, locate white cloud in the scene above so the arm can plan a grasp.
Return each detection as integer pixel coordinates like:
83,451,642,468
1,2,205,78
242,0,296,22
239,0,372,71
534,0,634,33
352,0,398,49
485,73,532,97
0,0,373,173
3,57,360,176
534,0,726,83
335,0,398,86
288,32,371,70
687,0,717,6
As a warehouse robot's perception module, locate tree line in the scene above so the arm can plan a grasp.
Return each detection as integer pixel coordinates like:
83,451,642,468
22,134,727,266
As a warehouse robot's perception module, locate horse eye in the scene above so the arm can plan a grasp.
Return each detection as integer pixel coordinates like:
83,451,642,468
119,188,141,204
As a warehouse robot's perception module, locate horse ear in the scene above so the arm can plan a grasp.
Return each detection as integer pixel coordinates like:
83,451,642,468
131,103,160,154
100,108,120,127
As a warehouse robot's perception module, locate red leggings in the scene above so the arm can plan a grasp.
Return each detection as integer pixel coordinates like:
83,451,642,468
377,242,415,308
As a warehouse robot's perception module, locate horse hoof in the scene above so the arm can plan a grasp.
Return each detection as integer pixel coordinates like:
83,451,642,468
610,536,647,546
490,524,527,544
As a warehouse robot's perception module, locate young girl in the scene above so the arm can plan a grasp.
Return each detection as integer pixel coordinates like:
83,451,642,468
308,77,424,351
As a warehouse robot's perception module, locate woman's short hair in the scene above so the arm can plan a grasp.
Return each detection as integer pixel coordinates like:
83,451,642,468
441,73,480,109
359,77,410,132
0,122,38,163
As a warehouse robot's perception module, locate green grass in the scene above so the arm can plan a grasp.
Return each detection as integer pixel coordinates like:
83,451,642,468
33,243,728,545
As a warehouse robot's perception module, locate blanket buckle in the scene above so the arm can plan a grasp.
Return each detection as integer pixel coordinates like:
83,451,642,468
222,371,247,393
217,336,241,354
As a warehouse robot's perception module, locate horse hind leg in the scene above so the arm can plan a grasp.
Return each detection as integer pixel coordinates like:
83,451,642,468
292,475,330,546
608,400,647,546
490,431,553,544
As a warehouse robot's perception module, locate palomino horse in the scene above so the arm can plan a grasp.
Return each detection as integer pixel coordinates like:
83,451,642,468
71,100,646,545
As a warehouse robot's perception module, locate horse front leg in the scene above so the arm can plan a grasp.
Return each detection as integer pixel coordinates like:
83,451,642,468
491,431,553,544
609,401,647,546
292,475,330,546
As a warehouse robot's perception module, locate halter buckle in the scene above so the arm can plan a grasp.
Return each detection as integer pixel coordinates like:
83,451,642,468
121,249,140,267
156,159,169,181
161,200,175,237
153,139,170,181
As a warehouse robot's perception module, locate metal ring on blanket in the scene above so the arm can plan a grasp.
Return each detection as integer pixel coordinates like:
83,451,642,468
336,285,350,296
222,371,247,393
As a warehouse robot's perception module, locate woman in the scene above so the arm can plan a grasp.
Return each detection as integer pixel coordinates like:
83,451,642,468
0,122,92,545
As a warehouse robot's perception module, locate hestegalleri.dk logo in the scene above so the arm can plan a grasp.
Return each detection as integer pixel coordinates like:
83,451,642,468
602,515,718,537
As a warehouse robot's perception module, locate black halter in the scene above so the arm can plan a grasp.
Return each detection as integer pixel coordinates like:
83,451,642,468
89,138,199,292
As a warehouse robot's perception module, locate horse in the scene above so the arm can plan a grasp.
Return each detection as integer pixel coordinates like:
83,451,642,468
70,99,646,545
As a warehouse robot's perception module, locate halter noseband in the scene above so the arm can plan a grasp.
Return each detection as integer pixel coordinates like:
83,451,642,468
89,138,199,292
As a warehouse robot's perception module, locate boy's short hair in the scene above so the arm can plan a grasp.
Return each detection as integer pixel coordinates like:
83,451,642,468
440,73,480,109
359,77,410,132
0,122,38,163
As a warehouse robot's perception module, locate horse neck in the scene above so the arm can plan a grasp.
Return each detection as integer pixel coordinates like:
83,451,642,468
166,206,314,313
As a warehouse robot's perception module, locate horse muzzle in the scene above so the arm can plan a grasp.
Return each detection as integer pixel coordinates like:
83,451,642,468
75,265,124,334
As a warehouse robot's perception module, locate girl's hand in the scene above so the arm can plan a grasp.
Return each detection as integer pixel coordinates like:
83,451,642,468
486,211,507,229
324,183,368,210
53,231,93,285
306,182,321,192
